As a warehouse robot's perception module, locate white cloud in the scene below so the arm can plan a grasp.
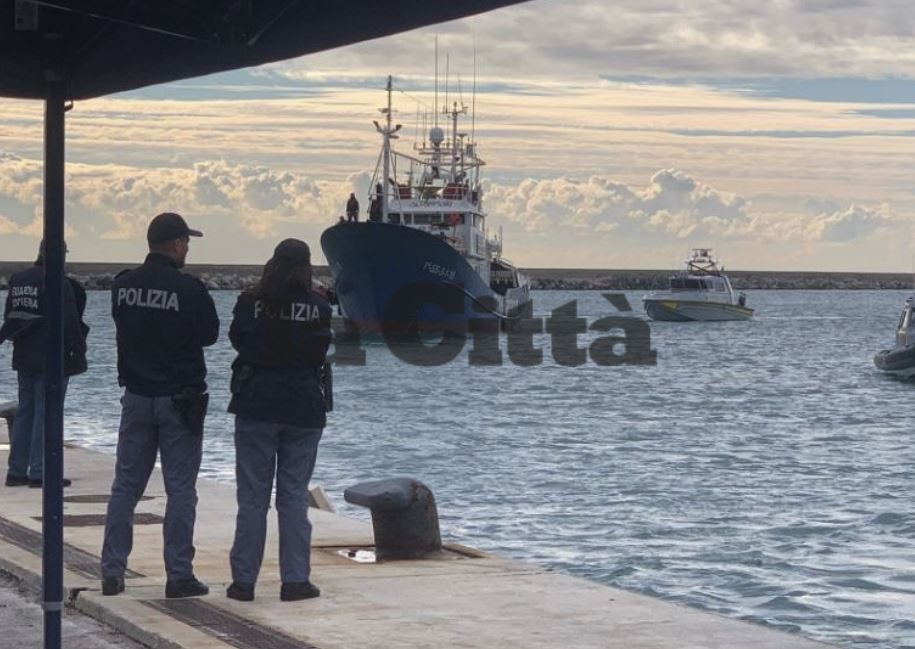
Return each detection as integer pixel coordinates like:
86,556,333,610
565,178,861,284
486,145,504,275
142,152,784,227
805,203,896,242
485,169,754,239
0,154,372,246
482,169,900,248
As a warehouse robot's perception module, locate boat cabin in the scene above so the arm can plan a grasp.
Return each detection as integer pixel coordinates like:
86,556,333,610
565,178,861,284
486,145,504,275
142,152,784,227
895,297,915,346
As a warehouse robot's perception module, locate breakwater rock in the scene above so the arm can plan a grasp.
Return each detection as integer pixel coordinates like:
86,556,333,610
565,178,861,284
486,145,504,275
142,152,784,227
1,262,913,291
526,268,915,291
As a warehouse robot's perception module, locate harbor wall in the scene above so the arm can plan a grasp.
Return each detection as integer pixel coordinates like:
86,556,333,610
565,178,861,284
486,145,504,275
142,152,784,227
0,262,913,291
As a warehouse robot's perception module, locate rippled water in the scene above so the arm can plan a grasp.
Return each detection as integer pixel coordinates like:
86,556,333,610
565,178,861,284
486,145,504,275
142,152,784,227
2,289,915,649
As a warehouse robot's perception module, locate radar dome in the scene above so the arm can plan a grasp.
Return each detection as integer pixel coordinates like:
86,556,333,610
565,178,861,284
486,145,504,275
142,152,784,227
429,126,445,146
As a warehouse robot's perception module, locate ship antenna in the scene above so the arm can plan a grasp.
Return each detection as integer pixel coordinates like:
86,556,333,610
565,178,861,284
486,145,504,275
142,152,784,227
471,39,476,144
445,53,450,119
434,36,438,129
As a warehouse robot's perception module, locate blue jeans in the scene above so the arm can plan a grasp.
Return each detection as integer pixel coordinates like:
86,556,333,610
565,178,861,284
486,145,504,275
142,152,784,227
7,372,69,481
101,390,203,581
230,418,323,584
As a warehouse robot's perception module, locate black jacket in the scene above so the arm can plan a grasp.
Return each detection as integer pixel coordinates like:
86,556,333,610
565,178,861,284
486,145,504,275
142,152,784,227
112,253,219,397
228,288,331,428
0,264,89,376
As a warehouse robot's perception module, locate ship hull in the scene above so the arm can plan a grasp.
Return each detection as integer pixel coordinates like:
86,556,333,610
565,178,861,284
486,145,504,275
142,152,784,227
874,344,915,378
321,222,513,337
643,298,754,322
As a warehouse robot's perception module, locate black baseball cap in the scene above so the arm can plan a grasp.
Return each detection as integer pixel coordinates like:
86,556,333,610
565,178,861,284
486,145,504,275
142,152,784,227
147,212,203,244
272,238,311,265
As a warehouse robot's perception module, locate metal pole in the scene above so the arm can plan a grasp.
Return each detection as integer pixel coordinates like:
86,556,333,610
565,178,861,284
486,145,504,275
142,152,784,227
43,77,66,649
382,75,391,222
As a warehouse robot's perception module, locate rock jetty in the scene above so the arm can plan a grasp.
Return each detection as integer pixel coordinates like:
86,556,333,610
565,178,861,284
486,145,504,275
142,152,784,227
0,262,913,291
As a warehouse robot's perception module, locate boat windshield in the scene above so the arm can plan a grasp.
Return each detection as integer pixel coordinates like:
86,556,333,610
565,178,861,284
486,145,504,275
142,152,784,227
670,278,708,290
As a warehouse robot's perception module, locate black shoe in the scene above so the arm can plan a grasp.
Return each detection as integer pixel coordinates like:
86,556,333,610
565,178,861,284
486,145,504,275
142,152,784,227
165,576,209,599
226,581,255,602
5,474,28,487
101,576,125,596
280,581,320,602
28,478,72,488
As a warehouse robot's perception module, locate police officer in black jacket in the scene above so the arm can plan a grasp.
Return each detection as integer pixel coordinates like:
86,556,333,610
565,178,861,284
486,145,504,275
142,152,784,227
1,241,88,488
225,238,331,603
100,212,219,599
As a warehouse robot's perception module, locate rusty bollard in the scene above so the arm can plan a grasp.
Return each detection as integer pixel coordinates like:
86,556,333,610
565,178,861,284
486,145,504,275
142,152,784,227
344,477,442,560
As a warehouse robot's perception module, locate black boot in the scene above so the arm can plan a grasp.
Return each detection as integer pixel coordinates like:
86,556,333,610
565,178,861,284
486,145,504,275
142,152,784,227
101,576,125,596
165,576,209,599
4,474,28,487
280,581,320,602
226,581,255,602
28,478,72,488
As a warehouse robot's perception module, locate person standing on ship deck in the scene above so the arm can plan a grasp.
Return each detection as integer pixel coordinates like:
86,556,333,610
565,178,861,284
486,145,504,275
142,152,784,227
346,193,360,222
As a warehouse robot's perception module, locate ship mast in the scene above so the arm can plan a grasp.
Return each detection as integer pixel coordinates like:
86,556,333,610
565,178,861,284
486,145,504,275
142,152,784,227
447,98,467,180
382,76,392,221
374,75,400,223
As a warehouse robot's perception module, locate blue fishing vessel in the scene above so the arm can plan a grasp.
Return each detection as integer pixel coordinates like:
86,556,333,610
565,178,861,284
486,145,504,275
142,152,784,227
321,76,529,337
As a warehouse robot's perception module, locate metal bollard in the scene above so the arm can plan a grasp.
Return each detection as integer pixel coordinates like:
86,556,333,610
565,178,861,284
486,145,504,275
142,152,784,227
344,477,442,560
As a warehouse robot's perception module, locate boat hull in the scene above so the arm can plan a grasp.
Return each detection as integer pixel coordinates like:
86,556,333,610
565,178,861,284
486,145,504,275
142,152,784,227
874,345,915,378
320,222,517,336
643,298,754,322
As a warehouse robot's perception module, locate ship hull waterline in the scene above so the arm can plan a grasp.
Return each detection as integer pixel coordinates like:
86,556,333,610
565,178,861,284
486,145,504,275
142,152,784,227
874,345,915,378
643,298,754,322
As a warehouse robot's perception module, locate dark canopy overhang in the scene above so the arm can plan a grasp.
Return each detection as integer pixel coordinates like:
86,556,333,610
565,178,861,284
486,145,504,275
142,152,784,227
1,0,526,100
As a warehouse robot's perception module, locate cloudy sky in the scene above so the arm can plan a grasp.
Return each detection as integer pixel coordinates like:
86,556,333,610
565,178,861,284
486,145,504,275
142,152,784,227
3,0,915,271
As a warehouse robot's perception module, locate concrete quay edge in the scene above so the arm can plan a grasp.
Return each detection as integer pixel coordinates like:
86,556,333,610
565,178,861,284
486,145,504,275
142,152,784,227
0,424,838,649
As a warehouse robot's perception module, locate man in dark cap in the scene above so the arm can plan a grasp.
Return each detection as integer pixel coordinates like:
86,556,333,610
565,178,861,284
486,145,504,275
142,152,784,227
100,212,219,599
225,238,331,602
1,240,88,488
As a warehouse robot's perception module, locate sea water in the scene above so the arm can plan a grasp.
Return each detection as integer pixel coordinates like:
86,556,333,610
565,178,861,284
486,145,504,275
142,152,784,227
1,289,914,649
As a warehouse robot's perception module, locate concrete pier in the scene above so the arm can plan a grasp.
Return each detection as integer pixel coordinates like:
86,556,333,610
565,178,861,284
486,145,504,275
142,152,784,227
0,423,835,649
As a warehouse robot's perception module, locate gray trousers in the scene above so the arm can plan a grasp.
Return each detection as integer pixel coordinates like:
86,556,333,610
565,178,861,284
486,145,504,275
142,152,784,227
230,418,322,585
101,390,203,580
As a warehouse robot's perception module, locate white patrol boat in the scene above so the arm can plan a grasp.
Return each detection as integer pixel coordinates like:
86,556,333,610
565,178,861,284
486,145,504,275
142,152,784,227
643,249,753,322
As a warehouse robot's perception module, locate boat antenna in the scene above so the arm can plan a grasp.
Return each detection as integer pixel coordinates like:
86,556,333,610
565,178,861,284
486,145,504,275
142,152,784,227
471,38,477,144
434,36,438,129
445,53,450,119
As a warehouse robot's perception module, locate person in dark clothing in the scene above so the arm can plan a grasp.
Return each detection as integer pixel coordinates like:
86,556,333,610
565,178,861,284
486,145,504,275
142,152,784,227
225,238,332,603
345,193,359,222
1,241,88,488
368,183,383,222
100,212,219,600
